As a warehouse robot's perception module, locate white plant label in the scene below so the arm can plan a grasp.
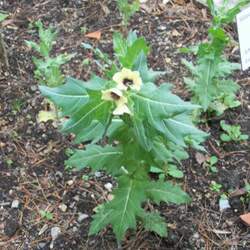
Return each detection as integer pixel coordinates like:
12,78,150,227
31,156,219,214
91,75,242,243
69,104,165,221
237,6,250,71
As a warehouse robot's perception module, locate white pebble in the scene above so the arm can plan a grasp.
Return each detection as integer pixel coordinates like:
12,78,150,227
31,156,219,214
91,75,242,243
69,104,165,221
51,227,61,241
11,200,19,208
104,183,113,192
77,213,89,223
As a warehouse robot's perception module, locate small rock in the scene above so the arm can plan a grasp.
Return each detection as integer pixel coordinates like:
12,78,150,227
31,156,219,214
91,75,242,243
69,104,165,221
193,232,200,239
107,194,114,201
51,227,61,241
4,218,19,237
11,200,20,209
94,171,102,178
55,171,63,179
67,180,74,186
38,242,47,249
77,213,89,223
104,183,113,192
59,204,67,212
219,197,231,211
158,25,166,31
73,195,80,202
30,85,37,92
69,202,75,208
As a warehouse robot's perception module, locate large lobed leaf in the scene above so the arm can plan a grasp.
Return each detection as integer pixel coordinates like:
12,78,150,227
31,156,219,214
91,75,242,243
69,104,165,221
90,174,190,241
131,82,206,148
66,144,123,174
39,76,111,142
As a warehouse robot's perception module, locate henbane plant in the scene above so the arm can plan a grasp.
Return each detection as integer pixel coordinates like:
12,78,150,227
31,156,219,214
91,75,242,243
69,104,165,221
39,31,207,242
182,0,250,117
26,20,74,123
26,20,74,87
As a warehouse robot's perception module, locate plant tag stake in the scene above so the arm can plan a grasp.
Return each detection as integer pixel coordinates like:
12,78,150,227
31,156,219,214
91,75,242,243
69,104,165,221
237,6,250,71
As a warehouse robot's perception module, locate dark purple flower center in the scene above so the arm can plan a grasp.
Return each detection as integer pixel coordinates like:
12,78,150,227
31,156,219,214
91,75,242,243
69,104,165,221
123,78,133,86
111,92,120,100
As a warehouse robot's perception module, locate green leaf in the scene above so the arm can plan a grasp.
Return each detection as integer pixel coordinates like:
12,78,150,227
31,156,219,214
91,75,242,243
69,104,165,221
150,166,164,174
146,180,191,205
89,206,113,236
39,78,89,116
61,91,111,139
114,31,149,69
132,117,152,151
113,32,127,59
90,175,148,241
133,52,164,83
210,156,218,165
220,133,231,142
73,120,105,144
240,134,249,140
120,38,149,68
66,144,123,174
0,13,8,22
132,83,205,146
167,165,184,179
139,211,167,237
67,75,107,91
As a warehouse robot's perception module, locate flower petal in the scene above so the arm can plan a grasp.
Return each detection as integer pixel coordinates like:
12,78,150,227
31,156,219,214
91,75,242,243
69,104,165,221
101,88,123,101
113,104,131,115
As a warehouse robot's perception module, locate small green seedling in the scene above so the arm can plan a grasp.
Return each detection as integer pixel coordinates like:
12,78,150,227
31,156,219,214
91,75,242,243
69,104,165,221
82,42,114,74
5,158,13,167
210,181,222,193
245,183,250,194
0,12,8,22
26,20,74,87
181,0,250,117
82,174,89,181
116,0,140,26
39,210,53,220
220,120,249,142
206,156,218,173
11,99,24,114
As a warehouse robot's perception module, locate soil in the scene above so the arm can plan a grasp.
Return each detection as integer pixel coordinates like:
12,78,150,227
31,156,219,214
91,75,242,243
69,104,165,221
0,0,250,249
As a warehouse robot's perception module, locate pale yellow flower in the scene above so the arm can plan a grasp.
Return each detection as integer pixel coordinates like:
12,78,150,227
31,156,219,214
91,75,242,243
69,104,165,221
112,68,142,91
101,88,131,115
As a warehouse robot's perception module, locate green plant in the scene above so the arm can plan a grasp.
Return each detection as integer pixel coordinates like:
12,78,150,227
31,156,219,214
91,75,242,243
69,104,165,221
39,31,207,242
0,11,9,69
182,0,250,117
220,120,249,142
4,158,13,167
116,0,140,26
206,155,218,173
26,20,74,87
39,210,53,220
0,12,8,22
210,181,222,193
82,42,113,73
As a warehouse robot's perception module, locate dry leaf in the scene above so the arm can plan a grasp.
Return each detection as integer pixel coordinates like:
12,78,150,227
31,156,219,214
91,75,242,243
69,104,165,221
172,29,181,37
240,213,250,226
85,31,101,40
195,152,207,165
